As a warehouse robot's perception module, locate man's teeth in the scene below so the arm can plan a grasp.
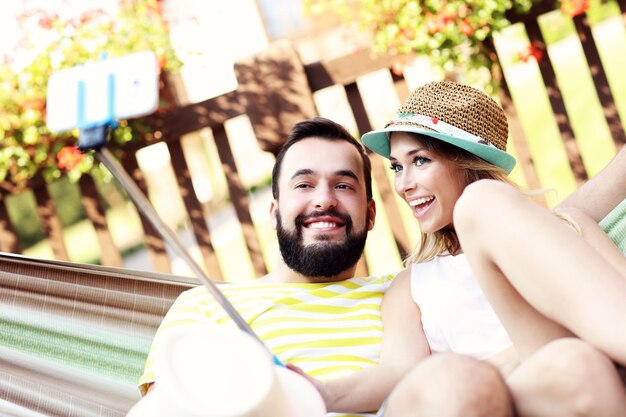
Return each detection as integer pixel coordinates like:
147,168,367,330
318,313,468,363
410,196,434,206
308,221,338,229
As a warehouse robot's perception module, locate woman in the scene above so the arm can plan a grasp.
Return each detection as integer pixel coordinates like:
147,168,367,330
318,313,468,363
314,81,626,417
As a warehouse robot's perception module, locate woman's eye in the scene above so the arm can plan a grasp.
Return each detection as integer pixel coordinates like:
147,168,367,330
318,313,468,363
390,163,402,173
414,156,429,166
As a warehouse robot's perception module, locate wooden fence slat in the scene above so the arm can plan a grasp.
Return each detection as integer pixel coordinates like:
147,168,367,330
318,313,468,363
167,140,223,280
78,175,123,267
142,91,245,142
32,179,69,261
120,154,172,273
525,19,588,185
304,49,394,93
390,70,410,103
499,72,546,205
0,193,21,253
212,124,268,277
573,13,626,149
234,40,318,157
482,36,545,200
344,81,410,265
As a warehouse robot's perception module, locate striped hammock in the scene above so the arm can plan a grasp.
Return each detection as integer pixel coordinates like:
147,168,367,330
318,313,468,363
1,199,624,417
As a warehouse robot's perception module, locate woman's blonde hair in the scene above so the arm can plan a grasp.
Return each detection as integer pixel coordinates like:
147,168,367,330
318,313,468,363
404,135,518,265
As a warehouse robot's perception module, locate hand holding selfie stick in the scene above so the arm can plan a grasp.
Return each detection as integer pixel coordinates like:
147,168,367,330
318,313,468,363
52,52,283,366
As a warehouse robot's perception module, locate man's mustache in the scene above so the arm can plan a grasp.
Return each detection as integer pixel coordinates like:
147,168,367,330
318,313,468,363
294,210,353,230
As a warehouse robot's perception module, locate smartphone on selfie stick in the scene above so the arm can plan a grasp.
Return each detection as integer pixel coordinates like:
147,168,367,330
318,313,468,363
46,51,282,365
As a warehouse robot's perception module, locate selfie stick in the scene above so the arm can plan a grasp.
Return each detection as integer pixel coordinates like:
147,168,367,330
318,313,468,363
75,71,283,366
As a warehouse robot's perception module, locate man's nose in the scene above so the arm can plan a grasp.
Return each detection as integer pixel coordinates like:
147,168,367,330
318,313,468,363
313,186,338,210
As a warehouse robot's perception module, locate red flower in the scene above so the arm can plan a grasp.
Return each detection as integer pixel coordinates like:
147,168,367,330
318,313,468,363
561,0,589,17
391,55,414,76
425,13,446,34
57,146,84,170
22,98,45,111
38,17,53,29
517,42,543,63
459,19,474,36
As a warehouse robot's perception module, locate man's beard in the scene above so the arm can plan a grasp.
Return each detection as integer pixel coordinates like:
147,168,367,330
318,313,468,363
276,209,368,279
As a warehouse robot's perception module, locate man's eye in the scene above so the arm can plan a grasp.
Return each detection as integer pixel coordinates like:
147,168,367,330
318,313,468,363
389,163,402,173
336,184,353,190
295,183,311,189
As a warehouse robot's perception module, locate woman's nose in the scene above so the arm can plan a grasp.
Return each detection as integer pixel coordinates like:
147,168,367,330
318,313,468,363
395,172,415,195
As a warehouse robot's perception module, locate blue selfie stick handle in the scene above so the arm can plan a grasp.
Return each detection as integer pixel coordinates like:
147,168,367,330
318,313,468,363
273,355,285,367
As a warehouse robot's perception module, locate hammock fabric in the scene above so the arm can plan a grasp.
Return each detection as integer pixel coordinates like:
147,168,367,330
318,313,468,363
0,254,196,417
0,199,624,417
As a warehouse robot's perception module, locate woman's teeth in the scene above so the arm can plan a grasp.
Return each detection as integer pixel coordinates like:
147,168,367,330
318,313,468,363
409,196,434,207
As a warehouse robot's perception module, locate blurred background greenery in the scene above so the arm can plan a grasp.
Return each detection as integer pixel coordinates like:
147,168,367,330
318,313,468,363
1,0,623,280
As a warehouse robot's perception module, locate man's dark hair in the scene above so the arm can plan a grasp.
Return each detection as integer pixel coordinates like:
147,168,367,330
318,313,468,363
271,117,373,201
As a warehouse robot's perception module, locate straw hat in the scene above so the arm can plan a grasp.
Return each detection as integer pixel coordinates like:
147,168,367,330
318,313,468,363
129,325,326,417
361,81,516,173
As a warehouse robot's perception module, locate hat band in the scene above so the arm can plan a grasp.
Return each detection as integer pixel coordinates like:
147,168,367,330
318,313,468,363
386,113,497,149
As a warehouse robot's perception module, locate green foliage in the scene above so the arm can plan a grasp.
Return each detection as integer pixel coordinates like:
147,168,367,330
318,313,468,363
304,0,541,90
4,191,44,248
0,0,181,190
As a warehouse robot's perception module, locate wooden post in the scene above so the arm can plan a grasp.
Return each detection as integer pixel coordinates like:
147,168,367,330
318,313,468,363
0,192,21,253
120,154,172,273
32,180,69,261
78,175,123,267
525,19,588,184
234,40,318,156
573,13,625,149
168,140,223,280
212,124,268,277
345,81,410,265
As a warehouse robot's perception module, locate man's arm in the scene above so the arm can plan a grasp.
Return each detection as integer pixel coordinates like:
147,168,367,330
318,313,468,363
559,146,626,222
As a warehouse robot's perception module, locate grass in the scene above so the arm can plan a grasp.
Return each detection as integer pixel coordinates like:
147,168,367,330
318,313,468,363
20,11,626,279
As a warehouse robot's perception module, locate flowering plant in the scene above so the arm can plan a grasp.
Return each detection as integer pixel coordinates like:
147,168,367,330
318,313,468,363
304,0,541,89
0,0,181,189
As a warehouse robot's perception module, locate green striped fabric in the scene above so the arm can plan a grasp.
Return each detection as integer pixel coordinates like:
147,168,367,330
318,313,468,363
139,275,394,417
600,197,626,254
0,254,195,417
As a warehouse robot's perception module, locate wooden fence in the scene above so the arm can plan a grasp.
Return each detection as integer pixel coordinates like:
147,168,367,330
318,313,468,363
0,1,624,280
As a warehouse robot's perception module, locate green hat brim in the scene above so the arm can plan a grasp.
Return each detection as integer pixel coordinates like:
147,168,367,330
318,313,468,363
362,125,516,174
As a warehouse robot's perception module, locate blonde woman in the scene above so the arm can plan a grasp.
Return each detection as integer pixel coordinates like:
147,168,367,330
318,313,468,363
313,81,626,417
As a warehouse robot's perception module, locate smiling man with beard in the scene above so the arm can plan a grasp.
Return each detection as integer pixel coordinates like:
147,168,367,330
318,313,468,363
136,117,398,417
268,117,375,282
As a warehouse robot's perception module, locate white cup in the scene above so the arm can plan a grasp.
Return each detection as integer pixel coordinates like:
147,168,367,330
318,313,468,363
128,325,326,417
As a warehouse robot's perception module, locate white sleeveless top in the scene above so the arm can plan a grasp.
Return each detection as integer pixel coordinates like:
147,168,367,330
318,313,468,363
410,254,513,360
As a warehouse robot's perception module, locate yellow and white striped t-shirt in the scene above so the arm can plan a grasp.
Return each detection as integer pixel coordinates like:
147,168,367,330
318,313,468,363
140,274,393,417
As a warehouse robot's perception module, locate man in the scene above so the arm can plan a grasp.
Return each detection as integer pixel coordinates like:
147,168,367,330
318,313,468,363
130,117,512,417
